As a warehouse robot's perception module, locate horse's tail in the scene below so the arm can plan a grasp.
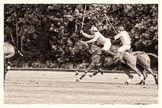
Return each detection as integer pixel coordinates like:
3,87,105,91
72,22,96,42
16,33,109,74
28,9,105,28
147,53,158,58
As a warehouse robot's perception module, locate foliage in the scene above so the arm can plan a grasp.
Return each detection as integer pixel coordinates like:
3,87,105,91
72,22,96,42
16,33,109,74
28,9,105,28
4,4,158,68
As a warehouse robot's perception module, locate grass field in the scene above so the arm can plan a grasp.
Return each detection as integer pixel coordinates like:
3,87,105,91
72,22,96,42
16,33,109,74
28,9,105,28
4,70,158,104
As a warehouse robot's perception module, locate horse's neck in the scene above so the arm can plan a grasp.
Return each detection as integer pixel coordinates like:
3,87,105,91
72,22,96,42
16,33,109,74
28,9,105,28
88,44,101,54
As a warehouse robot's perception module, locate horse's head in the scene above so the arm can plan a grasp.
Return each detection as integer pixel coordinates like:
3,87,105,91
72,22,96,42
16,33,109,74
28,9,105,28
72,40,89,55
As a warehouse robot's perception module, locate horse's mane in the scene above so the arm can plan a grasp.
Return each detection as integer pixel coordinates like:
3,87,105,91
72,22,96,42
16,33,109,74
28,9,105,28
79,41,101,54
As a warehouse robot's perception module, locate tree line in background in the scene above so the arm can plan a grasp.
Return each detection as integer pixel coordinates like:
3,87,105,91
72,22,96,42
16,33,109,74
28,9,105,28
4,4,158,69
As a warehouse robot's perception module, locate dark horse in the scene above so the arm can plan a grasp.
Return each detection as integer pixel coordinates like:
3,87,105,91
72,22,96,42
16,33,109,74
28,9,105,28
4,42,15,80
72,40,158,85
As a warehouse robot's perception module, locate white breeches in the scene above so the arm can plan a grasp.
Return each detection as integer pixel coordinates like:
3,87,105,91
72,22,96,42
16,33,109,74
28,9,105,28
118,44,131,52
102,39,111,51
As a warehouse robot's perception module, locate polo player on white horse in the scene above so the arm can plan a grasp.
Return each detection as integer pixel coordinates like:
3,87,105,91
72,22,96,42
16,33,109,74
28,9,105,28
114,26,132,52
112,26,132,62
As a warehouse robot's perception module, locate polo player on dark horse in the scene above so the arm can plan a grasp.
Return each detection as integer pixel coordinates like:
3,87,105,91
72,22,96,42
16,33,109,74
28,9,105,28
80,25,115,64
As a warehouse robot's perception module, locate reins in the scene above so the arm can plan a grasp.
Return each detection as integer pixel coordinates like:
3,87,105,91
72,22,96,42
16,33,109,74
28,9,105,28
81,4,86,30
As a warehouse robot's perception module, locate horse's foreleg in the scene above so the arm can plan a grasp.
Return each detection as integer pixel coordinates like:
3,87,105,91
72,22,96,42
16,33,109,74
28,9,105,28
123,67,133,85
89,57,101,77
89,70,100,77
75,64,83,76
78,62,95,81
75,63,88,76
89,68,103,77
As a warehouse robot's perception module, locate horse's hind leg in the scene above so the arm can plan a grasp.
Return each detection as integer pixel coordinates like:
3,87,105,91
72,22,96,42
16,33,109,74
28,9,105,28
145,67,158,84
128,64,145,85
142,69,148,80
138,66,148,84
136,53,157,84
123,53,145,85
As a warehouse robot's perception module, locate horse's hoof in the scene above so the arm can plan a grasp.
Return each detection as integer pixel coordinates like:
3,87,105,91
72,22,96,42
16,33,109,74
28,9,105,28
98,68,103,75
130,75,134,79
75,71,79,76
75,73,79,76
142,82,145,85
123,82,129,85
89,75,93,77
154,78,158,85
76,79,80,82
100,72,103,75
136,81,145,85
154,74,158,85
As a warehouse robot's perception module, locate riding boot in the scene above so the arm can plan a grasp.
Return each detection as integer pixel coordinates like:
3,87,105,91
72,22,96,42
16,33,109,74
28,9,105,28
100,50,106,68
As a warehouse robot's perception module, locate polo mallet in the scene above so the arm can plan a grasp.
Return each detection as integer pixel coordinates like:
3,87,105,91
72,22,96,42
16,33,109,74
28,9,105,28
6,26,23,57
105,14,118,35
81,4,86,30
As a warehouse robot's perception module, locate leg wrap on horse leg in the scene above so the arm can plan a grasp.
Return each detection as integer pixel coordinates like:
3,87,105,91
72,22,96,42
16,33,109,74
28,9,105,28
80,73,86,80
126,74,133,83
140,75,144,80
80,69,88,80
127,78,132,83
